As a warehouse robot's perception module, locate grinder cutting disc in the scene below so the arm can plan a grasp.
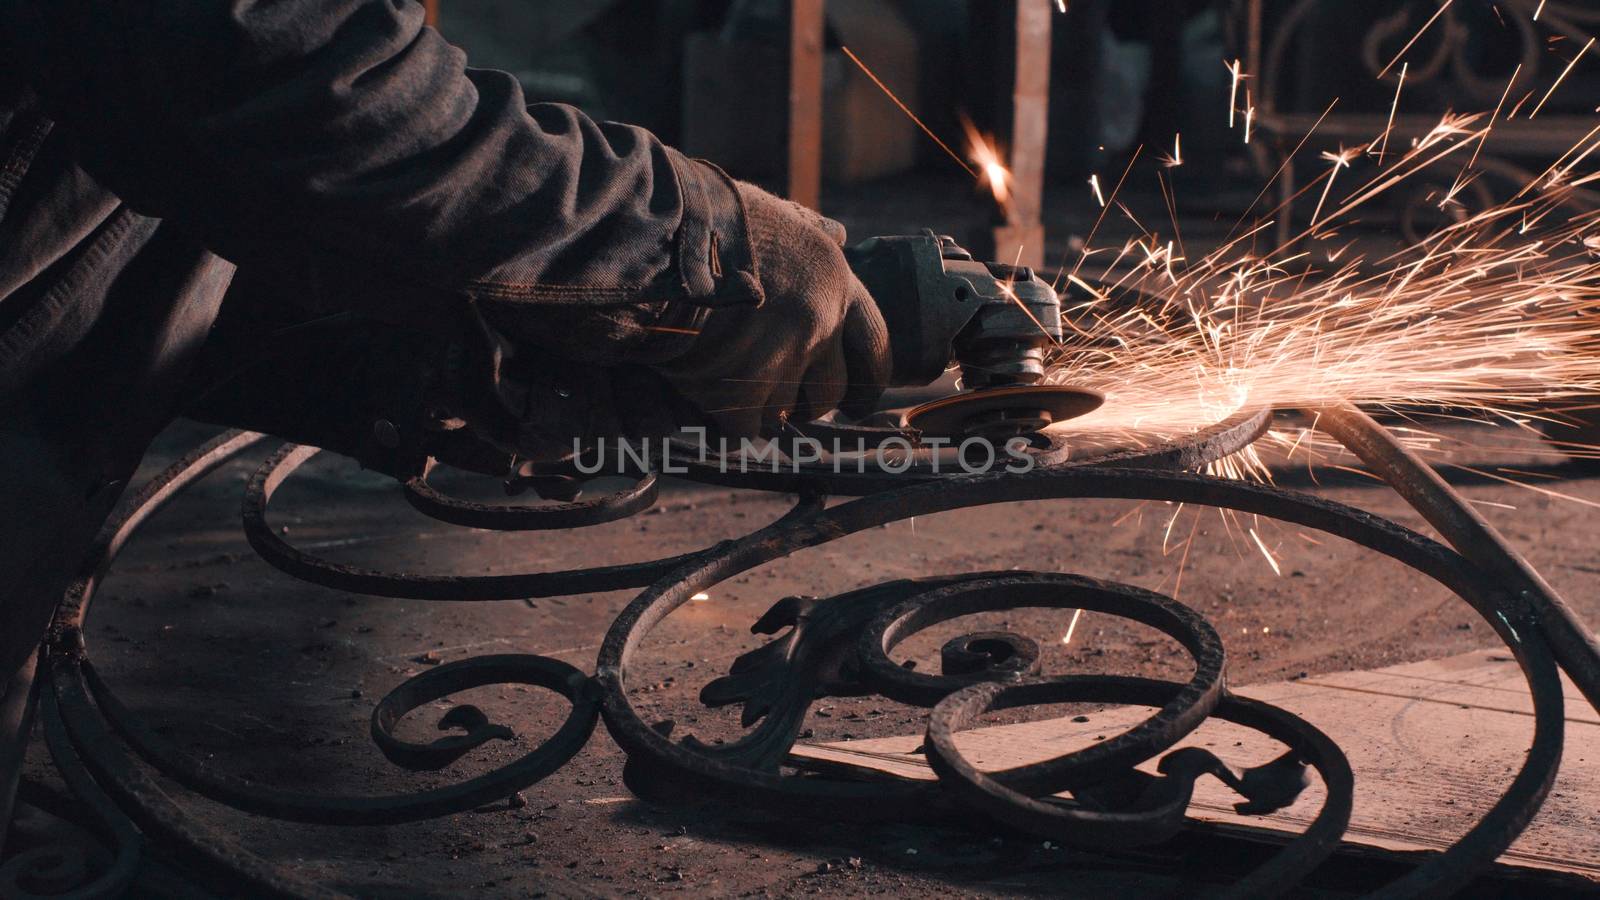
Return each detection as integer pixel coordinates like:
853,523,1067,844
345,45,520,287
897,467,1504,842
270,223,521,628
904,385,1104,442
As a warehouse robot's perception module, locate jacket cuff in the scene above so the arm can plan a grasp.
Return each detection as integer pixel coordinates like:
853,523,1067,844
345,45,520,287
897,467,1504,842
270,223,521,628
667,148,764,307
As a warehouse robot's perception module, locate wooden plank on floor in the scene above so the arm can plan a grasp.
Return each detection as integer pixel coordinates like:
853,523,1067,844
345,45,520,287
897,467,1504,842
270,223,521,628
790,649,1600,881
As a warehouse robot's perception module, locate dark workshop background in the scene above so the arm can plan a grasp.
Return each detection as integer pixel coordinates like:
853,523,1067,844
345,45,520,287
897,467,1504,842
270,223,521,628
437,0,1240,185
429,0,1598,233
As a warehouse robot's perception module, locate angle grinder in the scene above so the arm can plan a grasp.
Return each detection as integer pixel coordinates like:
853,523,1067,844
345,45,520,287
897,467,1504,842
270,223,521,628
845,231,1102,442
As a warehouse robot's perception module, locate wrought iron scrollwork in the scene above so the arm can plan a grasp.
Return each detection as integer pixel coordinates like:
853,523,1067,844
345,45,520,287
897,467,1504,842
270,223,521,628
21,404,1594,897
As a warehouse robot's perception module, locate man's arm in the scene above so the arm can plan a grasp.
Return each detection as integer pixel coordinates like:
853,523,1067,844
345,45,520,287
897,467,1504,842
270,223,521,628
3,0,757,325
3,0,889,443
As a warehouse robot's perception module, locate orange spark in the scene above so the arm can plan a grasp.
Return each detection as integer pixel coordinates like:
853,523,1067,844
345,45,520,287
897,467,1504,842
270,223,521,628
1529,36,1594,119
1248,528,1282,576
1379,0,1455,78
840,46,977,179
1310,144,1360,229
1466,63,1521,175
1226,59,1245,129
1060,607,1083,645
1376,62,1407,163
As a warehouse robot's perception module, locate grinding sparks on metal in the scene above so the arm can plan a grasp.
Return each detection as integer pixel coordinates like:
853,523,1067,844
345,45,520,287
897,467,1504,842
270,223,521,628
1030,34,1600,591
842,37,1600,509
1044,118,1600,483
1248,528,1282,576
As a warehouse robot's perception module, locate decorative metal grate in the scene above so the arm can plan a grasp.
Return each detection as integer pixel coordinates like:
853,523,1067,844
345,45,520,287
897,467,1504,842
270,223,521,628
12,402,1598,898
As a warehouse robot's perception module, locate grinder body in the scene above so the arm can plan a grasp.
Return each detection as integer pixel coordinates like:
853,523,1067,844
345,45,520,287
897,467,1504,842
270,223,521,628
845,232,1098,442
844,231,1062,390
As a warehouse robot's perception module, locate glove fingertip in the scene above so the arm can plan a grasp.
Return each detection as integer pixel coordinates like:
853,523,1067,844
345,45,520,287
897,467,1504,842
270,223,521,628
815,215,847,246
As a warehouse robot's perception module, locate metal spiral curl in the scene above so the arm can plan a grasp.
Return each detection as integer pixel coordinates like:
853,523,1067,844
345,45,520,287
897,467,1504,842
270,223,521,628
243,442,825,600
25,405,1590,898
402,460,659,531
595,461,1567,897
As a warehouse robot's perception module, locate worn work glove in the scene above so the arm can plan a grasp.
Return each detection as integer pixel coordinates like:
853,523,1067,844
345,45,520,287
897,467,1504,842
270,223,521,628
651,182,891,439
474,181,891,457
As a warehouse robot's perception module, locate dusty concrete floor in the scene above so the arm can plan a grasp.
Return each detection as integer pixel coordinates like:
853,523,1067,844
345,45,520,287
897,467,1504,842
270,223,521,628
16,406,1600,897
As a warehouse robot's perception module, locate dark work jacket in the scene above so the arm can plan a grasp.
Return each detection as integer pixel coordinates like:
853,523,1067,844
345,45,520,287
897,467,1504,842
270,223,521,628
0,0,760,682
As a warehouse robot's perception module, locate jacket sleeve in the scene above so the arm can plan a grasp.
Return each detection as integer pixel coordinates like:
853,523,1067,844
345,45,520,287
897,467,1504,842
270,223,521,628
0,0,761,336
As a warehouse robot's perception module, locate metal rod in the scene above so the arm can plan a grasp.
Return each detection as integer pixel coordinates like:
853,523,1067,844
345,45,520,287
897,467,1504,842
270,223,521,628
1318,403,1600,713
0,648,39,858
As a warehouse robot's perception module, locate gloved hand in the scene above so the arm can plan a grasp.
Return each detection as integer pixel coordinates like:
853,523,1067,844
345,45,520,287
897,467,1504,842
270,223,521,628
651,182,891,440
468,181,891,458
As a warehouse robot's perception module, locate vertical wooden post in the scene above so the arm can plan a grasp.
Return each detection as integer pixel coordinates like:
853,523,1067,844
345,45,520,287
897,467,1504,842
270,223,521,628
423,0,440,28
787,0,825,211
988,0,1052,268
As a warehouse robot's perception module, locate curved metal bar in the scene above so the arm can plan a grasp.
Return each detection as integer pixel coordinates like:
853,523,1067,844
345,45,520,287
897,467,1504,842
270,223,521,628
691,577,975,774
855,574,1227,794
45,663,346,899
75,653,597,826
43,434,602,828
924,677,1354,896
0,689,142,900
27,411,1578,897
1033,406,1274,471
41,431,348,899
403,464,658,531
243,443,823,600
595,464,1565,896
1320,404,1600,713
58,430,270,628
